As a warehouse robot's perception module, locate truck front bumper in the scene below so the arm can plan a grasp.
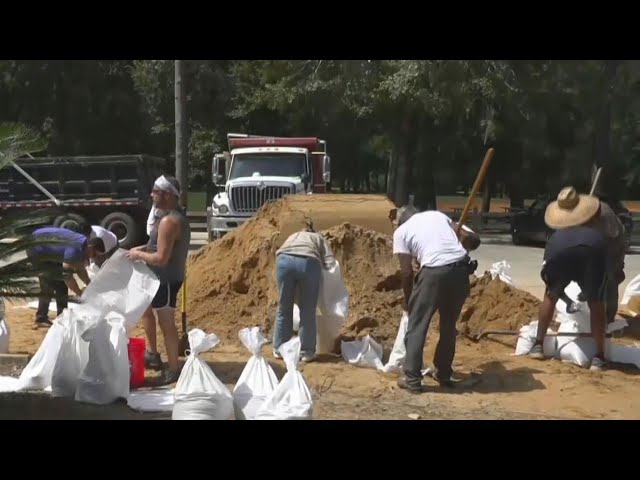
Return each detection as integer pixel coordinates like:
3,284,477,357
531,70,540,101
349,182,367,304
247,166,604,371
208,214,251,235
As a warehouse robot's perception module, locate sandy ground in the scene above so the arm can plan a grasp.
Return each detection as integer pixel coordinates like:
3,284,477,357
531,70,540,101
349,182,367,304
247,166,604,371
5,302,640,420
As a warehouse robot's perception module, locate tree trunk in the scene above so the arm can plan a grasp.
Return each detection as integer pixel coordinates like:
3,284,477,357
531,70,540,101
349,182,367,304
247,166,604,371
591,60,620,198
394,114,413,207
386,147,397,201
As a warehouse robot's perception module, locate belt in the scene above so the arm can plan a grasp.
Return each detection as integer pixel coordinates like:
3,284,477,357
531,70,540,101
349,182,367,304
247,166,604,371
423,257,470,270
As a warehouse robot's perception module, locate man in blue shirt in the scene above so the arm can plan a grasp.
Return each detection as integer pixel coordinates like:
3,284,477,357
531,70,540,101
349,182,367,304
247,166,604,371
28,226,96,327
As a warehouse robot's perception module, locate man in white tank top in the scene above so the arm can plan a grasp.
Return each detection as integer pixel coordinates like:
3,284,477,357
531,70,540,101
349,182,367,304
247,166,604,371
392,205,480,392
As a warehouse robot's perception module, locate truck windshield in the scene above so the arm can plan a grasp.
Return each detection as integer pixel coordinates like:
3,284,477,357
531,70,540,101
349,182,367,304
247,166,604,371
229,153,306,179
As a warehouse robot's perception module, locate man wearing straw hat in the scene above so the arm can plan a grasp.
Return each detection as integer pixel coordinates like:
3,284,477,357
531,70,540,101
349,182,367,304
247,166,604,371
529,186,609,370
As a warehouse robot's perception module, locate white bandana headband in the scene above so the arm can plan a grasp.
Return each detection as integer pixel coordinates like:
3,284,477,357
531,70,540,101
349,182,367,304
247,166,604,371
154,175,180,197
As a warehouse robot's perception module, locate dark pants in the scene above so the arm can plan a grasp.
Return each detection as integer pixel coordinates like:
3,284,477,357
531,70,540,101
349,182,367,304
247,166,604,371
36,262,68,323
606,277,619,325
404,261,470,386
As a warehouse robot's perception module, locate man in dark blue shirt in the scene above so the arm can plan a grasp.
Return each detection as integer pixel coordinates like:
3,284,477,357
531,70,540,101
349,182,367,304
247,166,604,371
529,187,609,371
27,226,96,327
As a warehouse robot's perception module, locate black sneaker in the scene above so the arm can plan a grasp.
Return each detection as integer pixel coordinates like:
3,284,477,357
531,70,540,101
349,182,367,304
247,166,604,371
35,318,53,328
145,351,163,370
397,376,425,393
155,369,181,386
430,371,480,389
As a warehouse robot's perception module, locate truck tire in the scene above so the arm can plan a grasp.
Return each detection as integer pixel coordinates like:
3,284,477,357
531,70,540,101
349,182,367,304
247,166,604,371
53,213,88,233
101,212,139,250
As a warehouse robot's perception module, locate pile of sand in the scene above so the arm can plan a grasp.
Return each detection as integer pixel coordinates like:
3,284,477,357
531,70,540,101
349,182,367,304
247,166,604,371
184,198,541,353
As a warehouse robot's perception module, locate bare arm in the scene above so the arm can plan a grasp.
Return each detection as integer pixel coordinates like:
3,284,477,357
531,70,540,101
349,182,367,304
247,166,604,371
398,253,414,311
450,222,481,251
128,216,178,266
63,262,88,296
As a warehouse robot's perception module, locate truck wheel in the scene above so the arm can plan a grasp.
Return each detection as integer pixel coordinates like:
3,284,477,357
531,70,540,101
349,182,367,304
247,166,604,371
101,212,139,250
53,213,88,233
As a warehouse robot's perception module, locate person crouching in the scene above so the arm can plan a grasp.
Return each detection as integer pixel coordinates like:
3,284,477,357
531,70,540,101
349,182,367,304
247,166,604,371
273,219,336,363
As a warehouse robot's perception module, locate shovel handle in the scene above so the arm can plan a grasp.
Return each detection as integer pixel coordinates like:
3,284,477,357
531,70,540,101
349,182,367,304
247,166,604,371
456,148,495,234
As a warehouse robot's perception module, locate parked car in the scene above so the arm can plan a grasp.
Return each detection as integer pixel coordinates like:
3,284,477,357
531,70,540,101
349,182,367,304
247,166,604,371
510,195,633,247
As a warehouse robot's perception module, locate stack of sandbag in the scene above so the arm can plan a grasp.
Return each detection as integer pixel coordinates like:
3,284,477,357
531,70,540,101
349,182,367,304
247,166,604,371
233,327,278,420
292,260,349,355
2,251,160,402
255,336,313,420
172,329,233,420
515,282,640,369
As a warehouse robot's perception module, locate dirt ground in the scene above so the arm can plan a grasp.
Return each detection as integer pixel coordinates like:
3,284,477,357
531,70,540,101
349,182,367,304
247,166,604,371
5,302,640,420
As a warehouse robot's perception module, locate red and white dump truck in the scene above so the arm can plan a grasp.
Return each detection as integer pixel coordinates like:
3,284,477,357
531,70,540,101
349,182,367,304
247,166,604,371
207,133,331,240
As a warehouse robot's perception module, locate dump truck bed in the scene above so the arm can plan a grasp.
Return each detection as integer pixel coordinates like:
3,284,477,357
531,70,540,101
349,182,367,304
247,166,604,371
0,155,165,206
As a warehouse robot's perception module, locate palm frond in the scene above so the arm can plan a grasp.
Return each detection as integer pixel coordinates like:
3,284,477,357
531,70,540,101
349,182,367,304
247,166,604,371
0,122,47,171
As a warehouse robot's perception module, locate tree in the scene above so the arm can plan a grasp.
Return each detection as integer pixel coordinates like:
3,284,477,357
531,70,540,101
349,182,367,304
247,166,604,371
0,123,66,299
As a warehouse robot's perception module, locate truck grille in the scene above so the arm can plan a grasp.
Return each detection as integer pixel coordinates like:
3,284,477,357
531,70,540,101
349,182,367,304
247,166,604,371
230,185,293,213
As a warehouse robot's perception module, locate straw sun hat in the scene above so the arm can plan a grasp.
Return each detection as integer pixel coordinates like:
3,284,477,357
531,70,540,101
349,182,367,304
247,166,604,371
544,186,601,229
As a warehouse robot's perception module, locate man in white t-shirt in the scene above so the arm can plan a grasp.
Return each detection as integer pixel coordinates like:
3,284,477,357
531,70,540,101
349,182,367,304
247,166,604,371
392,205,480,392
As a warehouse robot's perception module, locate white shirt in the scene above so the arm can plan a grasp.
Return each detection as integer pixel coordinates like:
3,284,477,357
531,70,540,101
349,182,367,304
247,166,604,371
91,225,119,253
393,211,471,268
146,207,157,236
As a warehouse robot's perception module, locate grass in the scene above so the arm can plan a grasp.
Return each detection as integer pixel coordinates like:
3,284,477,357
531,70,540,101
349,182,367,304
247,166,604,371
187,191,207,212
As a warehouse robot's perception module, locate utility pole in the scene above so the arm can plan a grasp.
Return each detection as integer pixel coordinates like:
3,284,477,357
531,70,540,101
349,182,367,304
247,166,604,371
174,59,188,208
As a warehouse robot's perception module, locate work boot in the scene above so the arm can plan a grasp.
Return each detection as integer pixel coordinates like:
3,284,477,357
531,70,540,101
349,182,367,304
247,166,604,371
528,343,545,360
300,352,316,363
589,356,608,372
35,318,53,328
154,369,181,387
396,376,425,393
145,351,163,370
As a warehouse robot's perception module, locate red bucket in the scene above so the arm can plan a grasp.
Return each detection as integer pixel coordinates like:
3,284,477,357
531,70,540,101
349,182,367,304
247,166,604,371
128,337,146,389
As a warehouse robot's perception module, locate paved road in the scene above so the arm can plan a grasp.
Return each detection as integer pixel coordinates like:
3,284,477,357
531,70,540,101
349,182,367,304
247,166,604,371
473,234,640,300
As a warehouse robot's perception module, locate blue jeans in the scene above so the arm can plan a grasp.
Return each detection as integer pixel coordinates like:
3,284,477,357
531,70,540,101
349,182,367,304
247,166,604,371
274,253,321,356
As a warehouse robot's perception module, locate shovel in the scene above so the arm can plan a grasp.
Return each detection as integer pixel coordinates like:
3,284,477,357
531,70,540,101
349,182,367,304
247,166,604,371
178,272,189,357
466,330,613,343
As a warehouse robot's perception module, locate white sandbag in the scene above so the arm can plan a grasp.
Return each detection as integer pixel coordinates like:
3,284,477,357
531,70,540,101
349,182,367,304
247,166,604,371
293,303,300,332
51,312,90,397
555,282,589,319
172,329,233,420
82,249,160,331
318,261,349,318
489,260,513,286
17,320,66,391
75,316,130,405
621,273,640,305
255,336,313,420
233,327,279,420
381,312,408,373
0,376,21,392
127,388,175,412
514,321,557,357
87,262,100,281
316,261,348,354
609,343,640,368
0,319,8,355
556,316,626,368
341,335,384,370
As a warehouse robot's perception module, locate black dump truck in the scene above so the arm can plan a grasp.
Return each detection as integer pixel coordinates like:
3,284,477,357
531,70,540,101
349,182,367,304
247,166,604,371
0,155,166,249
